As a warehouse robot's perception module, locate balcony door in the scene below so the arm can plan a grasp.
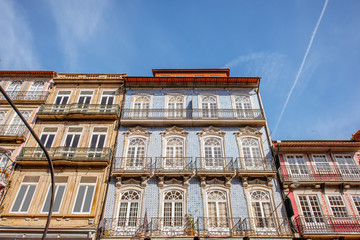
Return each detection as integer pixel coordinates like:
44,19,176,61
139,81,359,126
34,127,57,157
100,91,115,112
53,91,71,112
250,191,275,232
204,138,223,170
312,155,333,175
125,138,146,170
201,95,218,119
62,128,82,157
26,81,44,100
76,91,93,111
6,81,22,99
88,128,107,158
117,190,140,233
6,111,31,135
132,96,150,118
234,96,252,118
286,155,309,179
241,138,263,170
298,195,325,228
167,95,184,118
207,190,229,230
163,190,184,230
334,155,360,179
164,138,184,170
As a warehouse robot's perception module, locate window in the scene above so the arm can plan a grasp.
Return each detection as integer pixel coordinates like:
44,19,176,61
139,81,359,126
352,195,360,215
41,176,68,214
6,110,31,135
118,190,140,228
33,127,57,157
62,127,82,157
125,138,146,170
53,91,71,112
334,155,359,178
204,138,223,170
132,95,150,118
241,138,263,170
250,191,275,229
234,95,252,118
11,176,39,213
0,110,6,124
75,90,93,111
298,195,324,223
286,155,309,177
6,81,22,99
200,95,218,118
166,95,184,118
312,155,332,173
88,127,107,158
73,176,97,214
328,196,348,218
26,81,45,100
0,150,13,172
163,190,184,228
207,190,228,228
164,138,184,169
100,90,115,112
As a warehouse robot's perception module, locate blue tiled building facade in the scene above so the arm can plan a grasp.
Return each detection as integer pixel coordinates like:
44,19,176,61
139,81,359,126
101,69,291,239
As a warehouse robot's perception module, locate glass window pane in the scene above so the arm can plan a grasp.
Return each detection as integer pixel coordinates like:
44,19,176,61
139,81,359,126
11,185,27,212
73,186,86,212
20,185,36,212
82,186,95,212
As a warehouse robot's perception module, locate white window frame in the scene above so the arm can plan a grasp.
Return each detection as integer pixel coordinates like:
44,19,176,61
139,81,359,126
6,110,32,135
231,94,253,118
100,90,116,112
0,150,13,172
239,137,264,170
297,194,325,224
53,90,72,112
311,154,332,173
130,94,152,118
249,190,276,231
285,154,309,177
205,189,229,230
327,195,349,218
124,137,148,170
116,190,141,230
88,127,108,158
72,178,97,214
162,189,185,229
41,182,67,214
165,93,186,118
61,127,83,157
351,195,360,215
25,81,45,100
10,176,38,213
333,154,359,178
162,136,186,170
201,136,225,170
198,93,219,119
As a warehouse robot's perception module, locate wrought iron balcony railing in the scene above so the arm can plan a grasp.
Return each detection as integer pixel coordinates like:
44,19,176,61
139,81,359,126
0,91,48,101
195,157,234,171
112,157,152,171
234,157,276,171
100,217,292,238
153,157,194,171
17,147,111,162
121,109,264,120
279,164,360,182
0,124,29,137
38,104,120,115
294,215,360,234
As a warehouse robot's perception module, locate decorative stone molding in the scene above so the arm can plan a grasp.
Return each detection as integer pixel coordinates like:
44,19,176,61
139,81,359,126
141,176,148,188
160,126,188,137
267,177,273,187
234,126,262,137
122,178,141,185
200,176,206,188
242,177,248,187
116,177,122,187
183,176,190,188
197,126,225,137
248,178,267,185
225,176,232,188
206,178,225,185
158,176,164,188
165,178,183,185
123,126,151,137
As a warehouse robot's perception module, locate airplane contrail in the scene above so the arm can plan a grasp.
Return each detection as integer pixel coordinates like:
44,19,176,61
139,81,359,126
273,0,328,135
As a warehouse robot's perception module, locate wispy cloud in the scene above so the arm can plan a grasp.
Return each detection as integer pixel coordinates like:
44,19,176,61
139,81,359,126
223,52,286,87
0,0,40,69
48,0,110,70
273,0,329,135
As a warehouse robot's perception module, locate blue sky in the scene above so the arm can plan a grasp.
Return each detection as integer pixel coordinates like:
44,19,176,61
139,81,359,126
0,0,359,140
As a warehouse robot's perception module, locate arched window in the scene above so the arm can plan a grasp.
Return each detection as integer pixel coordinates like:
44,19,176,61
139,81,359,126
234,96,252,118
26,81,45,100
201,95,218,118
241,138,263,170
250,190,275,229
118,190,141,228
165,138,184,169
163,190,184,227
133,96,150,118
167,95,184,118
204,138,223,169
207,190,228,228
126,138,146,169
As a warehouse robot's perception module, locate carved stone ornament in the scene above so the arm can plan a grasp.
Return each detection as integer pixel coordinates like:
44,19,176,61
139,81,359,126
123,126,152,137
197,126,225,137
267,177,273,187
116,177,122,187
122,178,141,185
165,178,183,185
201,176,207,188
242,177,248,187
160,126,189,137
248,178,267,185
206,178,225,185
234,126,262,137
141,176,148,188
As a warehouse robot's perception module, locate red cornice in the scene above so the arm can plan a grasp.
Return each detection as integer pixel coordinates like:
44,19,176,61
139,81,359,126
152,68,230,77
125,76,259,84
0,71,56,78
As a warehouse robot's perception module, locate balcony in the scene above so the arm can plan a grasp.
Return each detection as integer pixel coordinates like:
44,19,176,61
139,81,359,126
153,157,193,176
195,157,235,177
0,124,29,143
0,91,48,104
234,157,276,178
120,108,265,127
112,157,152,177
37,104,120,120
279,164,360,185
99,217,292,238
17,147,111,166
294,215,360,236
